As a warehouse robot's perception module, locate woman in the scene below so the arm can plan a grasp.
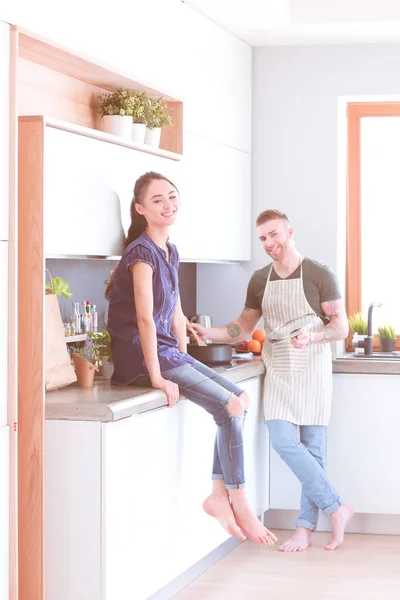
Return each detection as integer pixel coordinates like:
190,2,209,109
106,171,277,546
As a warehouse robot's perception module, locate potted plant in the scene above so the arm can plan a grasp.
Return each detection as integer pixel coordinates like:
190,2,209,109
72,338,98,388
144,96,172,147
348,312,368,354
378,324,397,353
87,330,114,379
131,91,150,144
97,88,135,139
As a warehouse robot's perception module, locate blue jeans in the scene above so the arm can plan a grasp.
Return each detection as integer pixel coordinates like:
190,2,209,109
267,420,343,531
135,360,246,490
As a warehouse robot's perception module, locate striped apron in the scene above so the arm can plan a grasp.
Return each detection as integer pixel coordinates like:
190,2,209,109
261,263,332,426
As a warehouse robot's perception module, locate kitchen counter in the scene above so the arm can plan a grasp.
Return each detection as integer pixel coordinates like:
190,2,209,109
45,358,266,422
333,354,400,375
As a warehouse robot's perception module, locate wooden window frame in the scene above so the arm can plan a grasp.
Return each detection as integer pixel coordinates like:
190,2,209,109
347,102,400,350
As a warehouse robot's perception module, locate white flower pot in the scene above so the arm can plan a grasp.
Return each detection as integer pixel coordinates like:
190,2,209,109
101,357,114,380
131,123,147,144
102,115,133,139
145,127,162,147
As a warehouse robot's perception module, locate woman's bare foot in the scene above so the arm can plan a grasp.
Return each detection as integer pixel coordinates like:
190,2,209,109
230,492,277,546
279,527,312,552
324,504,355,551
203,493,246,541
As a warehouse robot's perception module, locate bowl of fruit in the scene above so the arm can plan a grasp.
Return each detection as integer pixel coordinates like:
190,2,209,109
235,329,266,356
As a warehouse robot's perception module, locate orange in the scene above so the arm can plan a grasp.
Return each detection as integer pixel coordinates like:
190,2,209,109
252,329,266,343
248,339,262,353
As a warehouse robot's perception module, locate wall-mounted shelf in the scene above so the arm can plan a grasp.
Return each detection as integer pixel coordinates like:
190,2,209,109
20,115,182,161
65,334,87,344
14,26,183,156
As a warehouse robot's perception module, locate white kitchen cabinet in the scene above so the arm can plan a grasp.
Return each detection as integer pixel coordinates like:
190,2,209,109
43,125,181,258
0,22,10,242
41,124,251,263
0,242,8,426
45,376,267,600
0,426,9,600
328,374,400,514
181,7,252,152
173,133,251,262
269,446,301,511
269,374,400,515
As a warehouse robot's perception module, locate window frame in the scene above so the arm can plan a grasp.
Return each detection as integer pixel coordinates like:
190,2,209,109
347,102,400,350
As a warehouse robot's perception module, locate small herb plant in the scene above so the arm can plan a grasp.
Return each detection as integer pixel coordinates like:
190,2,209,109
348,312,368,335
75,338,98,366
97,88,136,117
145,96,172,129
87,330,113,363
377,324,396,340
131,91,150,124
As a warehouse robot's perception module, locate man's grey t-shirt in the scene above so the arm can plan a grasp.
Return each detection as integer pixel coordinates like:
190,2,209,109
245,258,342,324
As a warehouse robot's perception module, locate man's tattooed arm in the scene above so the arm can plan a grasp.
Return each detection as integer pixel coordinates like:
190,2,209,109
314,299,349,343
226,322,241,338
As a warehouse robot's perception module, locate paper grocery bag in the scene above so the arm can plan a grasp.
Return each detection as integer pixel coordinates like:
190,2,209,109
45,293,77,391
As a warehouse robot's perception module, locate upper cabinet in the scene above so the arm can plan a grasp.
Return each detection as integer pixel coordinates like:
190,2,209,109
42,121,181,258
30,120,250,263
171,133,251,262
0,22,10,241
14,27,252,263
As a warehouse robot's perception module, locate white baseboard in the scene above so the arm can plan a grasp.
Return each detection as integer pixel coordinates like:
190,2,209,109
264,509,400,535
148,536,241,600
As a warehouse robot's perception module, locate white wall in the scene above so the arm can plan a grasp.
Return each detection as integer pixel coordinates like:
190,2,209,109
198,43,400,325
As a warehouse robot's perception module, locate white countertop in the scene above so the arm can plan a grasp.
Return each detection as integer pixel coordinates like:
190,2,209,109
45,359,266,422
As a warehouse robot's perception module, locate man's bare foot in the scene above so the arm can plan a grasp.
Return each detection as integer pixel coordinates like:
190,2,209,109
279,527,312,552
324,504,355,551
230,498,278,546
203,494,246,541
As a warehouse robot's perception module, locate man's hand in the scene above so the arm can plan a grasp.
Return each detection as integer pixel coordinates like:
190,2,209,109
291,332,311,349
188,322,209,340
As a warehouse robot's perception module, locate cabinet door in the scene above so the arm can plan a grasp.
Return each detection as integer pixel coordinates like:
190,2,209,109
0,22,10,242
0,242,8,426
328,374,400,514
0,426,9,600
103,408,183,600
241,377,270,516
173,133,251,262
269,447,301,510
44,127,181,257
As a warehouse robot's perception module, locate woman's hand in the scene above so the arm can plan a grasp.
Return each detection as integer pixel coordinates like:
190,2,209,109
188,322,209,340
151,377,180,408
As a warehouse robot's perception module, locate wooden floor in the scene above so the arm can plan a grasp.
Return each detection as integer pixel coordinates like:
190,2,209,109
174,530,400,599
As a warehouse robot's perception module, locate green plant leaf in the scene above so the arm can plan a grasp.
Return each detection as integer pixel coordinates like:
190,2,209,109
50,277,72,299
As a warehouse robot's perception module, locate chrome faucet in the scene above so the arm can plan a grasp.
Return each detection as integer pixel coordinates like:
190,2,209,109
356,302,382,355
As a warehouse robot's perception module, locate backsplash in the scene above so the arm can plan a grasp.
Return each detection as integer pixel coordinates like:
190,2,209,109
46,259,197,330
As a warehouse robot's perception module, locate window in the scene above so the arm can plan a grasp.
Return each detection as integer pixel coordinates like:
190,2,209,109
347,102,400,348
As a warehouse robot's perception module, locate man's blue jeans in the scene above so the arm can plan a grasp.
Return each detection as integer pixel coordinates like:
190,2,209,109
267,420,343,530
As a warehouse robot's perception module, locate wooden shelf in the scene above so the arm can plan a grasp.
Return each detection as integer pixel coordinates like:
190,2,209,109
19,115,182,161
14,26,183,155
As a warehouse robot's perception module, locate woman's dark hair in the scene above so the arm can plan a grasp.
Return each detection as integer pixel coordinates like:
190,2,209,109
123,171,177,250
105,171,177,300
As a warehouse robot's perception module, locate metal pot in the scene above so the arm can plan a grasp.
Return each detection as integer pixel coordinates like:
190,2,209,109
187,342,232,365
189,315,212,328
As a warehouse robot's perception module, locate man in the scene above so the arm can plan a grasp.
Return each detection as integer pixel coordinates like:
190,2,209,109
191,210,354,552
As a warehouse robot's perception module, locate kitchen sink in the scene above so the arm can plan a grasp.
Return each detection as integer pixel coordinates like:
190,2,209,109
346,352,400,360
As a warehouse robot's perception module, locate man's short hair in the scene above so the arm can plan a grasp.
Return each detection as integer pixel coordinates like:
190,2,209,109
256,209,290,227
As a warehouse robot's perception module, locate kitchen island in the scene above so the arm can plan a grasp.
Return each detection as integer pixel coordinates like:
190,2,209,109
45,359,269,600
